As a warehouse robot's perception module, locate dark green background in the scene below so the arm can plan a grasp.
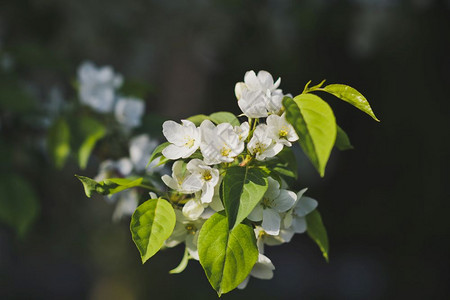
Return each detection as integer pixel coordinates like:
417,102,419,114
0,0,449,299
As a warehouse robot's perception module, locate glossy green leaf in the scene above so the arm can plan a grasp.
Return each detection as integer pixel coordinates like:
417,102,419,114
306,210,329,262
169,247,190,274
321,84,380,122
146,142,170,168
76,175,143,197
335,126,353,150
284,95,336,177
47,118,71,169
198,212,258,296
186,114,210,126
77,117,106,169
0,174,40,237
130,198,176,264
104,177,143,195
221,166,268,229
209,111,240,127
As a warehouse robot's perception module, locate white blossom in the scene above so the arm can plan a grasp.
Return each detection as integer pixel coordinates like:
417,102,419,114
115,97,145,128
78,61,122,113
199,120,244,165
162,120,201,160
111,189,139,222
94,158,133,182
283,188,318,234
266,113,299,147
247,124,283,161
129,134,159,172
248,177,296,235
183,159,220,204
235,70,284,118
165,209,205,260
161,161,200,194
182,195,207,220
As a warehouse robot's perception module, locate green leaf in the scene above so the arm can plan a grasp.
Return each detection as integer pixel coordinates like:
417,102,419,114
186,114,210,126
221,166,268,229
169,246,190,274
130,198,176,264
306,210,329,262
283,95,336,177
209,112,240,127
272,147,298,179
104,177,143,195
198,212,258,296
77,117,106,169
47,118,71,169
335,125,353,150
75,175,103,197
146,142,170,168
75,176,143,197
0,174,40,237
321,84,380,122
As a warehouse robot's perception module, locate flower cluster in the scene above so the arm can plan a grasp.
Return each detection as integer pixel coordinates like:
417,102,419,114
158,70,317,287
78,61,145,129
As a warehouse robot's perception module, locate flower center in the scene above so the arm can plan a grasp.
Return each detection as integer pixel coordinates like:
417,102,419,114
185,224,196,235
261,197,273,209
279,127,288,138
184,136,195,148
202,171,212,181
254,142,266,155
221,146,231,157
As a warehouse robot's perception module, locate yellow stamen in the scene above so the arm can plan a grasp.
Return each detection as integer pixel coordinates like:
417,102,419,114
221,147,231,157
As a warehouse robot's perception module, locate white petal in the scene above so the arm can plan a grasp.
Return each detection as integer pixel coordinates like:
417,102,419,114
250,253,275,279
162,144,185,160
244,70,260,90
186,233,199,260
162,121,183,144
265,177,280,199
235,82,246,100
262,208,281,235
237,276,250,290
273,190,297,213
161,175,179,191
257,70,274,90
295,196,318,217
182,175,203,193
292,216,307,233
247,204,264,222
200,183,214,204
182,199,204,220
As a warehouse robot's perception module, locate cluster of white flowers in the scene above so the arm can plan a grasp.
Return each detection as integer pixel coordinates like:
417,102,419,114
95,134,166,221
159,70,318,287
78,61,145,129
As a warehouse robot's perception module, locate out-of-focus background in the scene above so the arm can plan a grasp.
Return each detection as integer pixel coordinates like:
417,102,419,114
1,0,449,299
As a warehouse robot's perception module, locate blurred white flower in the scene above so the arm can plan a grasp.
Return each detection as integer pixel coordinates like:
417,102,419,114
283,188,318,234
248,124,283,161
248,177,296,235
78,61,122,113
112,189,139,222
162,120,201,160
199,120,244,165
115,97,145,128
235,70,284,118
94,158,133,182
129,134,159,172
266,113,298,147
165,209,205,260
